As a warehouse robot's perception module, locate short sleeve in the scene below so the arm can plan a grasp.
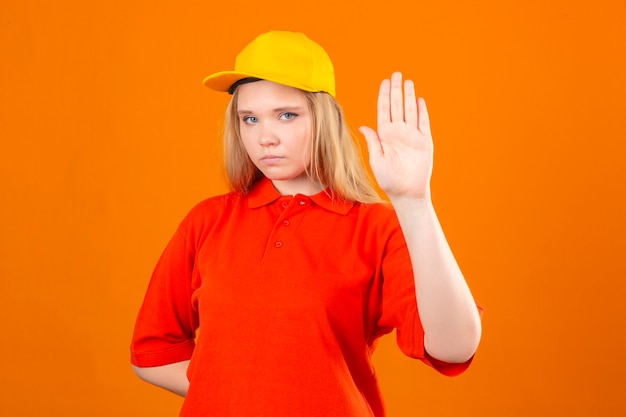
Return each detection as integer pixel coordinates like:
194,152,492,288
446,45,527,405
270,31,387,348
130,224,199,367
376,214,483,376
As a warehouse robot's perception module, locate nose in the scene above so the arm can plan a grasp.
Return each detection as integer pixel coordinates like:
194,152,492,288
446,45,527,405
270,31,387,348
258,121,279,147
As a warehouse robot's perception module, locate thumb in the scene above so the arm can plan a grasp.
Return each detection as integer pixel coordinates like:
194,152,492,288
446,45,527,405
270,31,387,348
359,126,382,159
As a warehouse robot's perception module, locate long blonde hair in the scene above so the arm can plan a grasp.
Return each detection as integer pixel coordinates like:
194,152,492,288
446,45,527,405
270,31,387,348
222,88,382,204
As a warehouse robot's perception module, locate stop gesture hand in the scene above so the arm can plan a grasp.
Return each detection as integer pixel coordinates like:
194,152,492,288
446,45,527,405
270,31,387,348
359,72,434,201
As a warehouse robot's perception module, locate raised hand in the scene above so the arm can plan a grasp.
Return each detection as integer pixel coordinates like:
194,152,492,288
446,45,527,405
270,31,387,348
359,72,434,201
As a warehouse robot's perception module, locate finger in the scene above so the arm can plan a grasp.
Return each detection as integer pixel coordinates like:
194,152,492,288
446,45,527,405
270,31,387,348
404,79,418,128
359,126,384,158
377,78,391,129
417,97,431,134
390,72,404,122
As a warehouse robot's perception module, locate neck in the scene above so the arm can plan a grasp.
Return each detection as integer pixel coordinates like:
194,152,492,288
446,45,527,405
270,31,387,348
270,178,325,196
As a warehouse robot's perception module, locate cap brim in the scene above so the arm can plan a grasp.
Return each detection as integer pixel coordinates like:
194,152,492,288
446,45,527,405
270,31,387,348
202,71,265,92
203,71,325,94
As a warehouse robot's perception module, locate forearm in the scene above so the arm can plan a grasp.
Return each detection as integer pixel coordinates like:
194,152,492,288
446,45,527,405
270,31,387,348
132,360,190,397
390,196,481,363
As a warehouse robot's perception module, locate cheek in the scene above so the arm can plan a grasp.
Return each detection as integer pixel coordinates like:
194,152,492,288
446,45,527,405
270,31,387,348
293,136,312,164
304,131,315,164
238,130,254,153
297,125,313,157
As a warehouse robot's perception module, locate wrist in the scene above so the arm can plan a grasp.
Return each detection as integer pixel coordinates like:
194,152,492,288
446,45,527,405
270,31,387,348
388,192,433,209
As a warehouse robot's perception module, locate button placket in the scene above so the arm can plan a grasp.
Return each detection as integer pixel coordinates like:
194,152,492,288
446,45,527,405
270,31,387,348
263,196,309,261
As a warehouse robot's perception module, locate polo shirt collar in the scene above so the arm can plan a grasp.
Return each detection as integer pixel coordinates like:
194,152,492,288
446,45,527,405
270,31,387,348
247,178,354,215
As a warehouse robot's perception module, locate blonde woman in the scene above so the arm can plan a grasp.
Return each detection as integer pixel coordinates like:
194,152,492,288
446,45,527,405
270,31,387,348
131,30,482,417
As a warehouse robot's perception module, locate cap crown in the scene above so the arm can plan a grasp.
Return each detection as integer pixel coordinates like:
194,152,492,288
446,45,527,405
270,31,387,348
203,31,336,97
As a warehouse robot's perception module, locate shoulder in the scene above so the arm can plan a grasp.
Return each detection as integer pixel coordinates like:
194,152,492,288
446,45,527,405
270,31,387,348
352,200,399,224
177,190,244,236
187,191,242,216
346,200,403,241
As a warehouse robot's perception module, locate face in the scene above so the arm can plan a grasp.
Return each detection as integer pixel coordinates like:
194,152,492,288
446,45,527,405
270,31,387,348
236,80,322,196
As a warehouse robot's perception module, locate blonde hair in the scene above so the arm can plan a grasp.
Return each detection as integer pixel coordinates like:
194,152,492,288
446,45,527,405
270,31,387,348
223,88,382,204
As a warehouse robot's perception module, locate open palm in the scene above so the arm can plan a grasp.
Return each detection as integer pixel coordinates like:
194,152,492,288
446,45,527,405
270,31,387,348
359,72,434,200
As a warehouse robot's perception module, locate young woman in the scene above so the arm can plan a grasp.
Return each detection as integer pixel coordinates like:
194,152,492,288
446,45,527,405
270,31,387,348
131,30,482,417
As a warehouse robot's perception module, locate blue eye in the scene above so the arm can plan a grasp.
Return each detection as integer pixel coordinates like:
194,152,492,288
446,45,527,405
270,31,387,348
280,112,297,120
242,116,258,124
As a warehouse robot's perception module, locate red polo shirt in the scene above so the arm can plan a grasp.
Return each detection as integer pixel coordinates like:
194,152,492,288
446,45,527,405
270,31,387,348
131,178,476,416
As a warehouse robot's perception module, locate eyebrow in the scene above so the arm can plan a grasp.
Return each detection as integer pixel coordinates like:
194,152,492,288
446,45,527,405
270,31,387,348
237,106,305,115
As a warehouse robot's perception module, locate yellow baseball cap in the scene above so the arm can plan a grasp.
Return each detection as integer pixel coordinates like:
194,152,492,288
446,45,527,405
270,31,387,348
203,31,336,97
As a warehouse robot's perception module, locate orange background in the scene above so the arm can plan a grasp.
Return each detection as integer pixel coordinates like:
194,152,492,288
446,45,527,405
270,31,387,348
1,0,625,416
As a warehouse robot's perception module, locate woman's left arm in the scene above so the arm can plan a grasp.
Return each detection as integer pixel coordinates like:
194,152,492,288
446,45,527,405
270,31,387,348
359,72,481,363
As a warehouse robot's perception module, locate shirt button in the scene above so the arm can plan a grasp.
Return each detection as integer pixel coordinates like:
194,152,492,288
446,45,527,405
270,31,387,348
299,201,306,206
283,220,290,227
275,241,283,248
282,202,289,208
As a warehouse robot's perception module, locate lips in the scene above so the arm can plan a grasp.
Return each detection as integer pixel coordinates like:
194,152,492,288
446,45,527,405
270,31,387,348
261,155,283,164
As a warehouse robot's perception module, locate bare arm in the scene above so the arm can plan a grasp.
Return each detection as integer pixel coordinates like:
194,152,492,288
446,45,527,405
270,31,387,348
132,360,190,397
360,72,481,363
389,196,481,363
